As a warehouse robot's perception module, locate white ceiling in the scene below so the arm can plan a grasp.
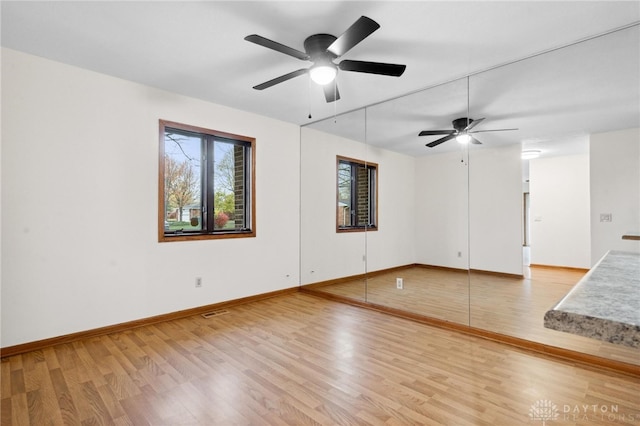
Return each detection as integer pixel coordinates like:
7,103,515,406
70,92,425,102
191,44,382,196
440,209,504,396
2,1,639,157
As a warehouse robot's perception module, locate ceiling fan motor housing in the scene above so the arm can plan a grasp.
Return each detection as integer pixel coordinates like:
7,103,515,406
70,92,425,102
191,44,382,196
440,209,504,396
304,34,338,60
452,117,473,132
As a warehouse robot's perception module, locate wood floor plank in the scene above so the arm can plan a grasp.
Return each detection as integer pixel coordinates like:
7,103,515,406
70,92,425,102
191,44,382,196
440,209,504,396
82,380,114,425
26,390,47,426
1,362,11,398
164,382,226,424
1,398,11,426
92,383,126,423
49,368,81,425
10,369,25,396
9,394,29,426
61,373,98,425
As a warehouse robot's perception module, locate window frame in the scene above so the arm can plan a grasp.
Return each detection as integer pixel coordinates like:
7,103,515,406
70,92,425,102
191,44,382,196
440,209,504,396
158,120,256,242
336,155,378,233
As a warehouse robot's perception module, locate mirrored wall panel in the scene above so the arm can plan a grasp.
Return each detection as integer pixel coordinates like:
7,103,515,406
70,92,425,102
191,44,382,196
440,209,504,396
467,24,639,364
363,78,471,324
301,23,639,366
300,108,368,302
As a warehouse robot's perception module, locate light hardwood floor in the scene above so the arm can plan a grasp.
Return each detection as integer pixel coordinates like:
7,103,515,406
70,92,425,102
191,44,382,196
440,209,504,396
304,266,640,366
2,293,639,425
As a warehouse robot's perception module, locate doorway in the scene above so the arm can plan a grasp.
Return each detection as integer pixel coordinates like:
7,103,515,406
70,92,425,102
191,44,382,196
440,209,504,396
523,191,531,266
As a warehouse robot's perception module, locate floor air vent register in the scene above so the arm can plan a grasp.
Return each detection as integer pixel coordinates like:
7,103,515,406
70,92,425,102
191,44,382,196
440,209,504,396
201,309,230,319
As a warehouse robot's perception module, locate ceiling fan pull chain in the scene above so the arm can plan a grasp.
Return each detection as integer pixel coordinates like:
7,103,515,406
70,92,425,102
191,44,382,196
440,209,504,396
333,77,337,123
466,76,470,129
307,75,312,119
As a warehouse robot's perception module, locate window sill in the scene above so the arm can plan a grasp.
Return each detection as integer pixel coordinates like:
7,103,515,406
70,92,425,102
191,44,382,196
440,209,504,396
159,230,255,242
337,227,378,233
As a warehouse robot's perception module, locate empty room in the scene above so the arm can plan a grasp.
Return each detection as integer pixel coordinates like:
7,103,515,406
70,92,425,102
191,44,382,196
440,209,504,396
2,1,639,425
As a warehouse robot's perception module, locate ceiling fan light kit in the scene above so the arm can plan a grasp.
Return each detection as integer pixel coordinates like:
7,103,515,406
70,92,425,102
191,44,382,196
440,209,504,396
309,63,337,85
456,133,472,145
245,16,406,103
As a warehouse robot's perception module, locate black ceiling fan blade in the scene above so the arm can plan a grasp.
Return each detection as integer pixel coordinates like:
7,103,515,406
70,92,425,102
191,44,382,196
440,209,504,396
339,60,406,76
464,117,485,131
419,130,455,137
327,16,380,57
426,134,456,148
244,34,310,61
252,68,308,90
323,81,341,103
470,128,519,133
470,137,482,145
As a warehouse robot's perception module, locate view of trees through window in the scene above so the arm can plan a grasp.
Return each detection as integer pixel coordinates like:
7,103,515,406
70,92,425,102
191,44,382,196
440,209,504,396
160,121,254,240
164,131,203,231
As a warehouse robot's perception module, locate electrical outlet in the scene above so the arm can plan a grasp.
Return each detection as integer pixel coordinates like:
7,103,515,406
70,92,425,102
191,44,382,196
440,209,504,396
195,277,202,288
457,251,462,258
600,213,612,222
396,278,403,289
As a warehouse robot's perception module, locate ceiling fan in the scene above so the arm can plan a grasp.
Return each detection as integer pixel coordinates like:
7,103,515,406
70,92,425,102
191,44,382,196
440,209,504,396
244,16,406,103
419,117,518,148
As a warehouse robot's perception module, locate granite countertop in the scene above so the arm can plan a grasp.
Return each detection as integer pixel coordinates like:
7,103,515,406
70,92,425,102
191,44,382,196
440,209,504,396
544,250,640,348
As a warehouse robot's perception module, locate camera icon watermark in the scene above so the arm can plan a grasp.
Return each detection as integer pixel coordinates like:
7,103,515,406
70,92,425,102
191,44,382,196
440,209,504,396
529,400,559,425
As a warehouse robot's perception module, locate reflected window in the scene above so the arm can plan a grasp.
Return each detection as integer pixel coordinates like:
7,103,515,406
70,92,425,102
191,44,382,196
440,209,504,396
159,120,255,242
337,156,377,232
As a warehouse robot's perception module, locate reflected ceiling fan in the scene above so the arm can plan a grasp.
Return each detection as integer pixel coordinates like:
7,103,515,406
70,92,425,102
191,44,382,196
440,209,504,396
419,117,518,148
244,16,406,103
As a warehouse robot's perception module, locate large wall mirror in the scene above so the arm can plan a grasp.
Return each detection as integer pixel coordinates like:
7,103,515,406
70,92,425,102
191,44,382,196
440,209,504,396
363,78,471,324
466,23,639,365
300,108,368,302
301,23,639,366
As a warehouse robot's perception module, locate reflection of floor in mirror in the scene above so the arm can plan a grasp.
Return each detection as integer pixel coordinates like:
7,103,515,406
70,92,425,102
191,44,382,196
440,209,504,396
309,265,640,366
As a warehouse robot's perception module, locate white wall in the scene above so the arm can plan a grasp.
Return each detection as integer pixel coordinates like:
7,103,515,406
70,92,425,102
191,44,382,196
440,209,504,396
299,127,416,284
413,145,523,274
300,127,367,284
414,151,469,269
362,144,416,273
1,48,301,347
529,153,591,268
469,144,523,275
590,128,640,262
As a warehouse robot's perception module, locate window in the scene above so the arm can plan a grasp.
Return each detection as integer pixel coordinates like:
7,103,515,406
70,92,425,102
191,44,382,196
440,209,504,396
336,156,378,232
159,120,255,242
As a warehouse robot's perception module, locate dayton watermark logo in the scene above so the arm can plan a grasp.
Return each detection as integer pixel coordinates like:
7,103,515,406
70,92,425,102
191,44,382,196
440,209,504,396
530,400,638,423
529,399,559,425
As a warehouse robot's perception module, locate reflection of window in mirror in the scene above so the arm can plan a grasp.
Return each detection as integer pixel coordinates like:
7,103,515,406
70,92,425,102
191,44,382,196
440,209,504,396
336,156,378,232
